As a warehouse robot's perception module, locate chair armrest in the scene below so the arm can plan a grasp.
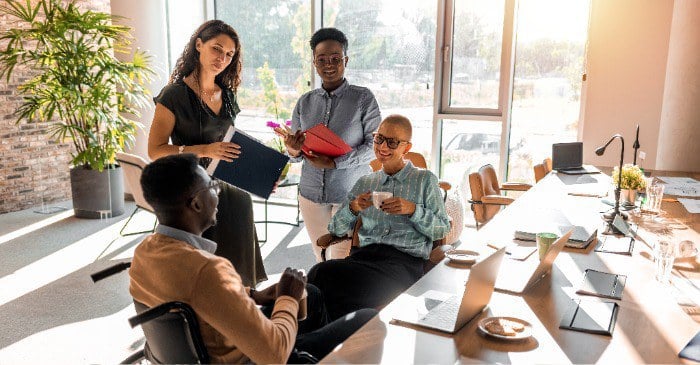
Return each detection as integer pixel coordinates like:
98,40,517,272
316,233,347,249
501,182,532,191
438,181,452,191
428,242,453,264
482,195,514,205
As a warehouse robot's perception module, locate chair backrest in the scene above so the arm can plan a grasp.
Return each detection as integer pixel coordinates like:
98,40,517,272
370,151,427,172
534,157,553,182
131,300,209,364
116,152,154,212
468,164,503,225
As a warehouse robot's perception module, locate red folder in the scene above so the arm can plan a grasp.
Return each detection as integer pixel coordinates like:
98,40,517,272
301,124,352,158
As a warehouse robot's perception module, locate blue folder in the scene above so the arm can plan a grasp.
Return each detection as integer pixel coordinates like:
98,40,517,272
207,127,289,199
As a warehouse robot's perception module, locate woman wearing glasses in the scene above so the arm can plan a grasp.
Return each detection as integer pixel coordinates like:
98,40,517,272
147,20,266,287
280,28,381,262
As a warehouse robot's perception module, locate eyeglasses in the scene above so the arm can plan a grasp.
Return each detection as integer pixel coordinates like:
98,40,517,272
314,55,345,67
191,179,221,199
373,133,409,149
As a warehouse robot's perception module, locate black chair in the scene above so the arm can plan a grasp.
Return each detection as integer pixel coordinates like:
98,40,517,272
91,263,208,364
130,300,209,364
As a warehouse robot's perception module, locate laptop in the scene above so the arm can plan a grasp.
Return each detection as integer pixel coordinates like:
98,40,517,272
391,248,506,334
552,142,600,175
495,230,573,294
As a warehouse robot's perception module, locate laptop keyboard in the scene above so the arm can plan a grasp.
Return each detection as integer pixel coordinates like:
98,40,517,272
419,295,461,330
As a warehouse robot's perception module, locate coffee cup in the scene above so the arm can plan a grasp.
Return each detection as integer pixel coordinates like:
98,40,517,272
536,232,559,261
372,191,393,209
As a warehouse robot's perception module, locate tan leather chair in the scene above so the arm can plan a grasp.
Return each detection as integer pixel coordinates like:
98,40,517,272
533,157,553,182
116,152,157,236
468,164,531,228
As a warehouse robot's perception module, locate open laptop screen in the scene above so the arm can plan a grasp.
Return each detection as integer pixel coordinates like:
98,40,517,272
552,142,583,170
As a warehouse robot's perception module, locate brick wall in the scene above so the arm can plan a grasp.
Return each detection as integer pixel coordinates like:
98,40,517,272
0,0,111,214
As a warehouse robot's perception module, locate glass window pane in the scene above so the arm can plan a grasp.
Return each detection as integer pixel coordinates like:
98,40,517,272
507,0,590,183
449,0,505,109
440,119,502,200
323,0,437,167
216,0,312,157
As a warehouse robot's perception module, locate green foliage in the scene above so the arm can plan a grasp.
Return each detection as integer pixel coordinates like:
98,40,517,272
0,0,154,171
612,164,647,190
256,61,291,120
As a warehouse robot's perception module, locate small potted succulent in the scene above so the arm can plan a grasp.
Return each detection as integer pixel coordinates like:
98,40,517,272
611,164,647,204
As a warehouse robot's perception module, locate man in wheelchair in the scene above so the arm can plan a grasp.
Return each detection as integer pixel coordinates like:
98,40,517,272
308,115,451,320
129,154,376,363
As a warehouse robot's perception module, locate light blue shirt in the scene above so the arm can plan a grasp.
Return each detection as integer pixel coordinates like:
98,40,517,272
291,79,381,204
328,162,450,259
155,224,218,254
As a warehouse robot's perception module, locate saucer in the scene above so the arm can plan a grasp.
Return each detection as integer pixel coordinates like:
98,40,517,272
478,316,533,341
445,249,480,265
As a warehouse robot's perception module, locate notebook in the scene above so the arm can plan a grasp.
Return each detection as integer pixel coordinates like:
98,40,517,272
391,248,506,334
680,330,700,362
514,224,597,249
576,269,627,300
207,127,289,199
559,299,619,336
594,235,635,255
495,230,573,294
552,142,600,175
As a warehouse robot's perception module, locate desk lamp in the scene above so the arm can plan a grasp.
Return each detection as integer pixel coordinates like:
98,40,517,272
595,134,629,235
632,124,640,165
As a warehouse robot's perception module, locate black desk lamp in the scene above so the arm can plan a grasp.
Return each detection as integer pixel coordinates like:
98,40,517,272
632,124,640,166
595,133,628,235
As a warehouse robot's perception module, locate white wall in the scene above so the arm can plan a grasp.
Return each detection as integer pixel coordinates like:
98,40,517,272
110,0,170,160
581,0,674,170
655,0,700,172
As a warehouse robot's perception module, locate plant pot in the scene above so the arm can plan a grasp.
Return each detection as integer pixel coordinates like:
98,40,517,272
620,189,637,205
70,165,125,219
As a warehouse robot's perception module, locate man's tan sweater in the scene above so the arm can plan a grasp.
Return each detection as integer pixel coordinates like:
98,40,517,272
129,233,298,364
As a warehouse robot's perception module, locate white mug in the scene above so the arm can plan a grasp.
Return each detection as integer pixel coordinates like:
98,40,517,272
372,191,393,209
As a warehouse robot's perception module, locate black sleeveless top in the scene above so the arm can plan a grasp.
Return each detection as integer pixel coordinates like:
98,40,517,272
154,80,241,167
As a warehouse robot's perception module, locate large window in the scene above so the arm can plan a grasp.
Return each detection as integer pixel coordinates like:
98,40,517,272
507,0,590,182
323,0,437,166
216,0,312,148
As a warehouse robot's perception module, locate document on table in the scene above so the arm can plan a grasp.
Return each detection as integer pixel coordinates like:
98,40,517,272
657,177,700,198
678,198,700,214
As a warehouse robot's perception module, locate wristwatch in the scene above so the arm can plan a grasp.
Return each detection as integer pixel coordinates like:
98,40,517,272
178,145,185,154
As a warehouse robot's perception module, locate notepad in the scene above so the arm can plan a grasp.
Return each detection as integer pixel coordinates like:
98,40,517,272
576,269,626,300
594,235,634,255
513,225,597,249
559,299,619,336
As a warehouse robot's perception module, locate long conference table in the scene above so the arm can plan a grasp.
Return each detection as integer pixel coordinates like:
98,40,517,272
321,170,700,364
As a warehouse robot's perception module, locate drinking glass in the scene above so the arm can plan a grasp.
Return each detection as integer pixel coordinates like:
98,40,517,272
655,240,676,284
642,183,665,215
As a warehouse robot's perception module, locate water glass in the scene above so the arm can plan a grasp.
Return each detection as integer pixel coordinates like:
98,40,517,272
643,183,665,214
655,240,676,284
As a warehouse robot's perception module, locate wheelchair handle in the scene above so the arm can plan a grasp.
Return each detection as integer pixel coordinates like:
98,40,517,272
90,262,131,282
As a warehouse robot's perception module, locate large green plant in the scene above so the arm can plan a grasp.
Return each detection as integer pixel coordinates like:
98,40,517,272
0,0,154,171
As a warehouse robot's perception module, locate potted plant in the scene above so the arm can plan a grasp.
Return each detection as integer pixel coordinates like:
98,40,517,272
0,0,154,218
611,163,647,204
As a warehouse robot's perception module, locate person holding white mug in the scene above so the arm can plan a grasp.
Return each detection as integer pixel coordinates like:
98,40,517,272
308,115,450,320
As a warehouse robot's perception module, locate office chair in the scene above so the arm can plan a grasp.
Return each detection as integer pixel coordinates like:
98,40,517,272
90,263,209,364
534,157,553,182
468,164,531,229
115,152,157,236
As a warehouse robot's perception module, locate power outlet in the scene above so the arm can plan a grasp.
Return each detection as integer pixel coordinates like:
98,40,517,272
639,151,646,160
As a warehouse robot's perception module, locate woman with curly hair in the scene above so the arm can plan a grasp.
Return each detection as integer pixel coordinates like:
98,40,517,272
148,20,266,286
